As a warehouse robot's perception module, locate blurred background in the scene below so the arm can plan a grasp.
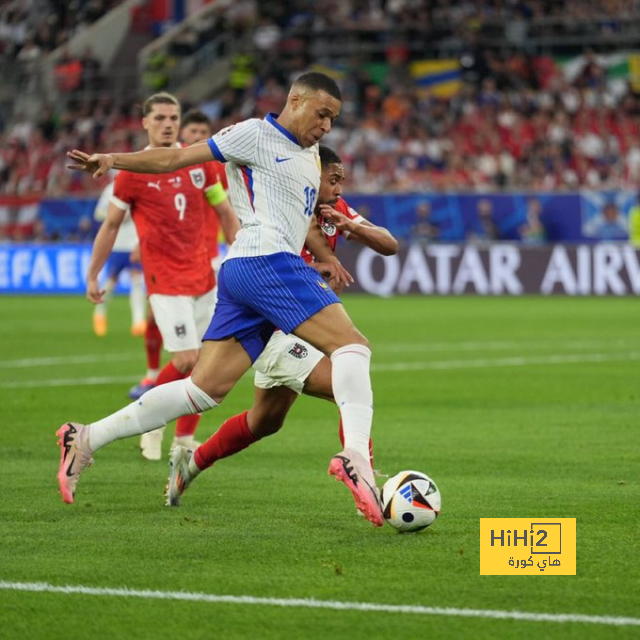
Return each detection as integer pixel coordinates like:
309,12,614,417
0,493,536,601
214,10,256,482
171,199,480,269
2,0,640,294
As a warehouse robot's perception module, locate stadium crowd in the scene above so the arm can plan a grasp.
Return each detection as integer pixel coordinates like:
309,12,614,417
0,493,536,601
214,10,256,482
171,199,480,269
0,0,123,59
2,0,640,200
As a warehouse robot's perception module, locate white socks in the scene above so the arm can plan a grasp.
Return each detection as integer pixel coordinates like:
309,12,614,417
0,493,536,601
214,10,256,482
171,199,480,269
129,273,147,325
94,280,114,317
330,344,373,461
88,377,218,452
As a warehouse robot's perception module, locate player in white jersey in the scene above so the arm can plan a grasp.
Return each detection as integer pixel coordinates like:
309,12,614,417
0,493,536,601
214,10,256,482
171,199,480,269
165,145,398,506
92,178,146,337
60,72,384,527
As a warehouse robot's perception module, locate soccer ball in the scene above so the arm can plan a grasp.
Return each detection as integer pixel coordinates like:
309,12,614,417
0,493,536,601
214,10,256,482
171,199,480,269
381,470,441,532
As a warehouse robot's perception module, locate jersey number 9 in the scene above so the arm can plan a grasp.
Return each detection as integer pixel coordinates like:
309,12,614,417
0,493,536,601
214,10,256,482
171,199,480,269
175,193,187,221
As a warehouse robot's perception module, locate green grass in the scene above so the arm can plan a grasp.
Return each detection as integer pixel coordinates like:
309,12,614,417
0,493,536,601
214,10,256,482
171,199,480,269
0,295,639,639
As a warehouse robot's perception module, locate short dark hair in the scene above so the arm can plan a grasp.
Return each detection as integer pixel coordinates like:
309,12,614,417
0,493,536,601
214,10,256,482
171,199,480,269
181,109,211,129
293,72,341,101
319,145,342,167
142,92,180,116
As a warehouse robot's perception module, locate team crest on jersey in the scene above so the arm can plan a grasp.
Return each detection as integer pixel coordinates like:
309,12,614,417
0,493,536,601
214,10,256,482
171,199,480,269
174,324,187,337
288,343,308,359
189,168,205,189
168,176,182,189
320,219,337,236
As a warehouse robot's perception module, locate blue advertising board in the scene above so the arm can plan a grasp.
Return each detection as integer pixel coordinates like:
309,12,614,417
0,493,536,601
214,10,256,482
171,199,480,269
0,243,133,294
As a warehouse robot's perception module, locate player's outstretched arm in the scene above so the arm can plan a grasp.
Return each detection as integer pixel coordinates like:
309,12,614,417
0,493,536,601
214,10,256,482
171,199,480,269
318,204,399,256
86,202,127,303
67,142,214,179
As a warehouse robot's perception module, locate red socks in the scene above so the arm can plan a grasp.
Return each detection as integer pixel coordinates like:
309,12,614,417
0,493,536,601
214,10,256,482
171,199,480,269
155,361,186,387
176,414,201,437
154,362,201,437
194,411,257,470
338,417,374,466
145,317,163,370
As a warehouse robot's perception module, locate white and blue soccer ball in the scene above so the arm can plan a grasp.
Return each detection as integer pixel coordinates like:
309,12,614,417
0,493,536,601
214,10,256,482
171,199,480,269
381,470,441,532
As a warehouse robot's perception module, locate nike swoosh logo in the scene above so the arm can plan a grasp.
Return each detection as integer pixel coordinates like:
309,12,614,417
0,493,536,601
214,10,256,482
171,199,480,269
65,454,76,477
275,157,292,163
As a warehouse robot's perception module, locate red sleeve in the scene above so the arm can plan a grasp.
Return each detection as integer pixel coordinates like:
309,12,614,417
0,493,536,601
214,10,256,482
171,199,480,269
213,160,228,190
335,197,362,222
203,162,221,189
112,171,136,208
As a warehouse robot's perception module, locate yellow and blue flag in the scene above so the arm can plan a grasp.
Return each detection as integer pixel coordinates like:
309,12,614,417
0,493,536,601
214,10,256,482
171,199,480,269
410,59,461,98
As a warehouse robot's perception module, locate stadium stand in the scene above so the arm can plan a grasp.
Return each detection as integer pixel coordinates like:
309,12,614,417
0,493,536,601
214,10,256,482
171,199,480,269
2,0,640,240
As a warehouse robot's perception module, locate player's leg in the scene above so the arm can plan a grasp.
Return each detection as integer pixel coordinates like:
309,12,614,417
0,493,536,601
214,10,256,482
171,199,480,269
168,329,321,504
92,277,114,336
93,252,127,336
219,253,381,525
293,303,381,525
129,304,162,399
172,289,218,449
128,265,147,336
57,336,251,504
302,354,375,465
293,303,372,456
166,385,298,506
57,266,269,504
137,292,210,459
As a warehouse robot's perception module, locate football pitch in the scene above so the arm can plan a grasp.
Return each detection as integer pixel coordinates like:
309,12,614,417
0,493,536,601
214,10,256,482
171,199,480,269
0,294,638,639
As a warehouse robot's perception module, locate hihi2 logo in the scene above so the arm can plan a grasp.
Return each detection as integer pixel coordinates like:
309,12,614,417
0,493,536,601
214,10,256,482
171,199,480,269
480,518,576,575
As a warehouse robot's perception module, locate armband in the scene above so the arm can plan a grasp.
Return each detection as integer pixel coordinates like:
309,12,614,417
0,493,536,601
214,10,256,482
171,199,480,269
205,182,227,207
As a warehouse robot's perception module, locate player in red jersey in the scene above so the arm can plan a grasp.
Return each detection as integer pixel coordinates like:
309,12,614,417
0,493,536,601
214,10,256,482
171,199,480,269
85,93,239,460
166,145,398,506
129,109,236,404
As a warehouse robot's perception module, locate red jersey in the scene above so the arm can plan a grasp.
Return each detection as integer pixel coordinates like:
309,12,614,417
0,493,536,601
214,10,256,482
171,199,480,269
301,197,365,264
112,158,216,296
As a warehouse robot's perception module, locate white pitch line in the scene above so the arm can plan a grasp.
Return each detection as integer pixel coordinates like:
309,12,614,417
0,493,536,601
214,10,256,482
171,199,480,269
2,351,639,389
1,340,637,370
375,339,640,353
0,581,638,627
372,351,640,372
0,353,138,369
0,376,139,389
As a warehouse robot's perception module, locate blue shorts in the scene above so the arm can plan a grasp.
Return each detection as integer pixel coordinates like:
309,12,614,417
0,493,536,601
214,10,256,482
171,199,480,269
203,252,340,362
107,251,141,280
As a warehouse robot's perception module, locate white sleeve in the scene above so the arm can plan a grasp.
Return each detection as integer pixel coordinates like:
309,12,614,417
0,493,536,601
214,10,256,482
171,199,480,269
207,119,259,166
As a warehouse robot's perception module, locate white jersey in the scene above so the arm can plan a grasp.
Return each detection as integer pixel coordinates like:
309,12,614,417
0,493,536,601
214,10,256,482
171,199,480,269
95,180,137,252
207,114,321,259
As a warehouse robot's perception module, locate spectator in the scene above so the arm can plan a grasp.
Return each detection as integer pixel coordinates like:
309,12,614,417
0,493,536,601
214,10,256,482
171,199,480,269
53,49,83,93
79,47,102,94
468,199,500,244
519,197,546,244
409,200,439,244
583,201,628,240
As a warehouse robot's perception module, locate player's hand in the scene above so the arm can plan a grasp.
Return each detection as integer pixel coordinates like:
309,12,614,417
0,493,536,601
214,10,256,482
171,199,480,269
67,150,114,179
313,258,353,289
130,244,141,263
318,204,353,233
86,277,106,304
